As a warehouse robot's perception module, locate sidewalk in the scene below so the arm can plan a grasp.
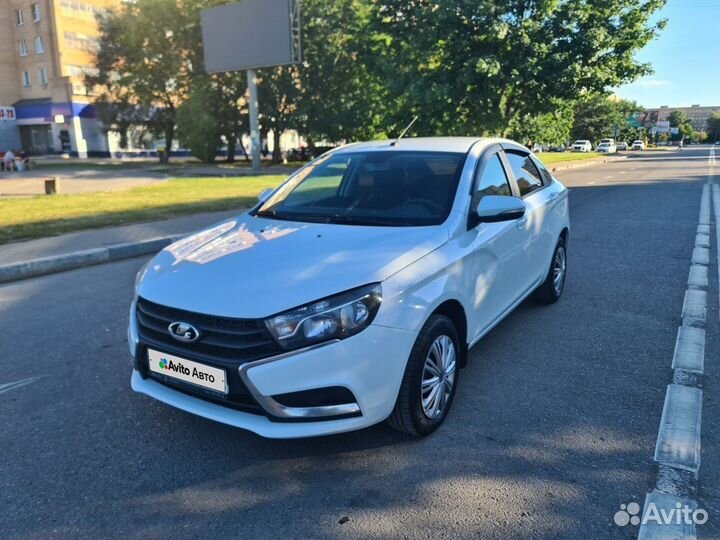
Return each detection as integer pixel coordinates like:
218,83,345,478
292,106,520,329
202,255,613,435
0,209,241,283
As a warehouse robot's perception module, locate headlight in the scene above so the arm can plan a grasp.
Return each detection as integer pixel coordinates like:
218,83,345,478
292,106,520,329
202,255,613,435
265,284,382,350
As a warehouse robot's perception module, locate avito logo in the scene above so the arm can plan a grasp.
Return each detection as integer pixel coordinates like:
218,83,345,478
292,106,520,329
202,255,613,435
158,357,216,384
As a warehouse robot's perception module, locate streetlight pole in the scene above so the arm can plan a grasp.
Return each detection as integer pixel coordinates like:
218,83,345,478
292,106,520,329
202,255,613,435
247,68,261,172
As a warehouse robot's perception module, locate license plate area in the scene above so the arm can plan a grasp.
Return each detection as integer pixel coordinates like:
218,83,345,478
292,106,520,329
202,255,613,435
147,349,228,395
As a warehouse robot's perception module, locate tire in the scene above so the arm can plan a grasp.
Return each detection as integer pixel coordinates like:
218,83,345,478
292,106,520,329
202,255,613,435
387,315,460,436
534,237,567,304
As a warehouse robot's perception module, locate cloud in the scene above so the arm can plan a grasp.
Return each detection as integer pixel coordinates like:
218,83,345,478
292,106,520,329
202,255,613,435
635,78,673,88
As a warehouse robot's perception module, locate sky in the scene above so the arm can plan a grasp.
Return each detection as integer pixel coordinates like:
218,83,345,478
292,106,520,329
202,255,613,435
614,0,720,108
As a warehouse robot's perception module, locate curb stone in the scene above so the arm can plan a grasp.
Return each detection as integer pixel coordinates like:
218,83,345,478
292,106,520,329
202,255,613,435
549,155,627,173
0,234,183,284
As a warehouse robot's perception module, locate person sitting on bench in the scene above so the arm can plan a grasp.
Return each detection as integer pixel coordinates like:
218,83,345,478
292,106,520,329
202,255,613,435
2,149,16,171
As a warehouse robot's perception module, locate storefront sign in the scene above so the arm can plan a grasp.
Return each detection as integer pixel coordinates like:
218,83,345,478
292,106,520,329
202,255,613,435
0,106,16,121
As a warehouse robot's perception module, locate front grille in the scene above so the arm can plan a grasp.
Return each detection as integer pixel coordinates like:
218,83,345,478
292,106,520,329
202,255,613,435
136,297,281,363
135,297,283,416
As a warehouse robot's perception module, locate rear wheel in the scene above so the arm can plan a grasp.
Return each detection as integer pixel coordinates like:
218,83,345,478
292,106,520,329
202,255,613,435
388,315,460,436
534,237,567,304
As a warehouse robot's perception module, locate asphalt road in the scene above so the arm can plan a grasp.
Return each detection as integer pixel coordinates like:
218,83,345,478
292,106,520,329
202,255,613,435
1,147,718,539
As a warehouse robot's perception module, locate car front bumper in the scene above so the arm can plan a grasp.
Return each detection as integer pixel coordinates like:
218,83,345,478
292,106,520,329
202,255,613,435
129,306,418,438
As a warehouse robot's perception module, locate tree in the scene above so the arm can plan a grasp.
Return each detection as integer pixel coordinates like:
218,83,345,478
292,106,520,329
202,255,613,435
176,82,224,163
571,94,642,142
90,0,193,162
255,0,388,163
667,110,694,141
509,100,574,147
706,112,720,142
371,0,666,136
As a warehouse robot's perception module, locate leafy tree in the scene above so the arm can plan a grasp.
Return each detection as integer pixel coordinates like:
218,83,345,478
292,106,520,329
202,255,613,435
176,82,224,163
255,0,388,163
509,100,574,146
571,94,642,142
90,0,193,162
371,0,666,136
667,110,694,141
707,112,720,142
295,0,389,143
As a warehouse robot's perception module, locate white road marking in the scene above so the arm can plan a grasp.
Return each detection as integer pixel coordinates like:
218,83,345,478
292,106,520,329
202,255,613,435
699,184,711,224
687,265,708,290
672,326,705,374
654,384,702,473
605,175,613,179
695,233,710,248
682,288,707,322
638,491,698,540
0,376,42,395
691,247,710,265
709,146,717,167
639,174,712,540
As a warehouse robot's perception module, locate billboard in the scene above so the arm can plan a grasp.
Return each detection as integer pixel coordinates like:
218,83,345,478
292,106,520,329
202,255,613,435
201,0,301,73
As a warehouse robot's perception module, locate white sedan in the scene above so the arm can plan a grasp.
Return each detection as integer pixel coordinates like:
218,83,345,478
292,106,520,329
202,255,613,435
596,142,617,153
572,140,593,152
129,137,570,438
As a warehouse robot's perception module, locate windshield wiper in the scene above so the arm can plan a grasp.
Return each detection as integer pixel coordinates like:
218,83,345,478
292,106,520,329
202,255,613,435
257,210,414,226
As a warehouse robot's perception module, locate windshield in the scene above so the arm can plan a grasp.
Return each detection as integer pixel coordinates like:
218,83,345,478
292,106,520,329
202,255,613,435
254,150,467,226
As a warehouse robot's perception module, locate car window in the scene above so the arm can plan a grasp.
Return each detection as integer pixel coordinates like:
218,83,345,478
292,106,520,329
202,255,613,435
530,155,553,186
255,150,467,226
473,153,511,208
504,150,543,196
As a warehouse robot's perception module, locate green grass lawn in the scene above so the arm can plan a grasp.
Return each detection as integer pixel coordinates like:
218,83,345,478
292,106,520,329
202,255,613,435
536,152,604,164
0,176,286,244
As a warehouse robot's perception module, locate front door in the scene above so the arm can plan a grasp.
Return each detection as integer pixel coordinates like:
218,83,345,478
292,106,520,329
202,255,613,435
467,149,531,340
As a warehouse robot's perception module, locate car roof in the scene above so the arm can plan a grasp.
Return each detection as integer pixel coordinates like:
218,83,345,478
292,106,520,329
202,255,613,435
332,137,515,155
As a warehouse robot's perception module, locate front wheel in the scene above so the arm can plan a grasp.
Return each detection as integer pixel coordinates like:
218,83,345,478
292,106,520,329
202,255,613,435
534,237,567,304
388,315,460,436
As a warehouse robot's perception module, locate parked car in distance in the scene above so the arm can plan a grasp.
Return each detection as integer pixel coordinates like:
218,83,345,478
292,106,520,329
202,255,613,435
596,141,617,154
572,140,592,152
129,137,570,438
631,140,645,150
550,144,566,152
616,141,628,151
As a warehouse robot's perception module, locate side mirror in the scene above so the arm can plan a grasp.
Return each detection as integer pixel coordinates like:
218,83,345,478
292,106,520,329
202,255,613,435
476,195,525,223
257,187,274,203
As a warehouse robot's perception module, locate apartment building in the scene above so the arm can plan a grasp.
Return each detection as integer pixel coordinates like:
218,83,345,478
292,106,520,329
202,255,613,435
0,0,117,156
643,105,720,132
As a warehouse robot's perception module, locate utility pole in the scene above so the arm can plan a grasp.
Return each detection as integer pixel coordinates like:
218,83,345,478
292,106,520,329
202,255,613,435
247,69,261,172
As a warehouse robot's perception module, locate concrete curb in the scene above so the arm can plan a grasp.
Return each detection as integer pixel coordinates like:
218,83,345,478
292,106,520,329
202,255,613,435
0,234,182,284
549,155,627,172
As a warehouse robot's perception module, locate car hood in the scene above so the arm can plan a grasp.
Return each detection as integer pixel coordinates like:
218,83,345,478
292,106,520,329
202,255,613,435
137,214,449,318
